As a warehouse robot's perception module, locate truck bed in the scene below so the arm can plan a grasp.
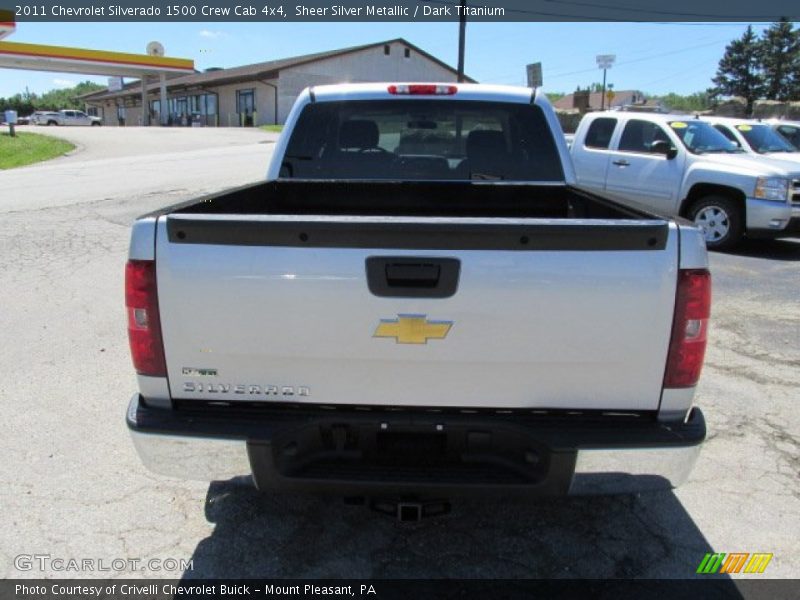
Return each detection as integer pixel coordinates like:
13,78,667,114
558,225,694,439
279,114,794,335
162,180,668,251
149,179,678,412
168,179,649,220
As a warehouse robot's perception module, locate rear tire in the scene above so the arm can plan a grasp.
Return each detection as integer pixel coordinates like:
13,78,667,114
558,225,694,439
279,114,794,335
47,121,57,126
91,121,101,126
688,195,743,251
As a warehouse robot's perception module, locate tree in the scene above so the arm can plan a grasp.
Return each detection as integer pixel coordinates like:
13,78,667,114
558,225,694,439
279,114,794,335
35,81,105,110
760,18,800,101
0,93,35,115
659,92,711,113
710,25,765,115
1,81,105,114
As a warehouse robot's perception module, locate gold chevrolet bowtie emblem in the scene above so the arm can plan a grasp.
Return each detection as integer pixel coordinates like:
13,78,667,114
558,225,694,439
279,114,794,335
373,314,453,344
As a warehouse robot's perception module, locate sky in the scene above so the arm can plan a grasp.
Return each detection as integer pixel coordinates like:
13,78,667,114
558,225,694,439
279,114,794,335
0,21,771,99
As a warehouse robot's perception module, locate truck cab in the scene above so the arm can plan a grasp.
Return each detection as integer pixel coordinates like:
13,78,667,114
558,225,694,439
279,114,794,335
125,84,711,502
570,112,800,249
56,110,102,126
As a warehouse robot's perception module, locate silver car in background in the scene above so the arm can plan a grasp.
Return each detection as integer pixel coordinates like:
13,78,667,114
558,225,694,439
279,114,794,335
766,119,800,150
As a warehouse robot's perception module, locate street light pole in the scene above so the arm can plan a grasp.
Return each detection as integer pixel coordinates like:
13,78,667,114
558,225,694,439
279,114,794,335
457,0,466,82
600,67,607,110
595,54,615,112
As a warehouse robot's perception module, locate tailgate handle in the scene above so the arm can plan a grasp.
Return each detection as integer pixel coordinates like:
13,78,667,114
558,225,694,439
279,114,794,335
366,257,460,298
386,263,440,288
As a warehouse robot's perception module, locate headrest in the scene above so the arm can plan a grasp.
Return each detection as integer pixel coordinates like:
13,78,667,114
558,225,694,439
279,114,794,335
339,120,379,149
466,130,507,157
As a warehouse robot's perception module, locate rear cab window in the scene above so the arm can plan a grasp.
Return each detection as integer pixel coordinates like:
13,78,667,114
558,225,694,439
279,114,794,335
280,99,564,181
583,117,617,149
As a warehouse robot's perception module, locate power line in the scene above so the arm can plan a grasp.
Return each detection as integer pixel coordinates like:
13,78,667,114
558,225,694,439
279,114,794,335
416,0,793,21
536,0,786,20
471,26,733,82
638,58,721,88
545,37,731,79
480,37,729,86
651,22,772,27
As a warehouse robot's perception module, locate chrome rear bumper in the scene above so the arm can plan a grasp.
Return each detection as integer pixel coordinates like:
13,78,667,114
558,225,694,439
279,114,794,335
127,394,705,496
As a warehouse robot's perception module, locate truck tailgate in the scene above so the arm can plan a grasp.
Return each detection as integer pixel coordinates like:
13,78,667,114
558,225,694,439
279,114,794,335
155,215,678,411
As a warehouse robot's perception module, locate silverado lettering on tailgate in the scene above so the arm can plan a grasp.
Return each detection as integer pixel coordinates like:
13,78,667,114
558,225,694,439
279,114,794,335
182,382,310,397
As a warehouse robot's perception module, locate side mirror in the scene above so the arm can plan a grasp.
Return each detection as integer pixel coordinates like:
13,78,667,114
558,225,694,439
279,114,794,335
651,140,678,159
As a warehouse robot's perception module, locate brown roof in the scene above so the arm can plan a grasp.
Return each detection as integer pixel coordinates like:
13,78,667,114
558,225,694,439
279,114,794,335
83,38,475,101
553,90,645,111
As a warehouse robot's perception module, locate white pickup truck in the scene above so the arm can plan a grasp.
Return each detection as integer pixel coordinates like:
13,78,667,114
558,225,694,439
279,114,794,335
766,119,800,149
571,112,800,249
704,116,800,163
125,84,709,510
38,109,102,126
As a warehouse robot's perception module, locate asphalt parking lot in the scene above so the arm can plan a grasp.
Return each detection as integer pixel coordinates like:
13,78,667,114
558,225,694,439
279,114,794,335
1,127,798,581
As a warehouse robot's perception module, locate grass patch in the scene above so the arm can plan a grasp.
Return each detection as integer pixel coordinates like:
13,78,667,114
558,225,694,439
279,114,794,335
259,124,284,133
0,131,75,169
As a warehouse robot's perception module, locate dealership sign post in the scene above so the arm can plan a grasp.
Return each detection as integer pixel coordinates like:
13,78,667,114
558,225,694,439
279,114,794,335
526,62,542,88
596,54,615,110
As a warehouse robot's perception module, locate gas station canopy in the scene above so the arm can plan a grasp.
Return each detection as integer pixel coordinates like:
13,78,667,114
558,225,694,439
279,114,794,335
0,10,15,40
0,40,194,78
0,15,194,125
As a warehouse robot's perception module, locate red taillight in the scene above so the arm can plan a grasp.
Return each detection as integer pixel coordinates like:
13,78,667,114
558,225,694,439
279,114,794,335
387,84,458,95
664,269,711,388
125,260,166,377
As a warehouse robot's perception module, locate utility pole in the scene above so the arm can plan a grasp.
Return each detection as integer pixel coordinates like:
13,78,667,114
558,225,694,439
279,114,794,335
457,0,467,82
600,68,607,110
596,54,615,111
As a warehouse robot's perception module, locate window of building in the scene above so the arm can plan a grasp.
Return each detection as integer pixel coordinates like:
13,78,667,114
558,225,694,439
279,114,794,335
175,96,188,118
237,89,255,114
404,48,410,58
205,94,217,117
384,44,390,55
618,119,670,153
584,117,617,149
237,89,256,126
183,93,218,126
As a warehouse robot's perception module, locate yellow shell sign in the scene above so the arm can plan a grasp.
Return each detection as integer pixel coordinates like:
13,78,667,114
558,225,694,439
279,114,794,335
671,122,688,129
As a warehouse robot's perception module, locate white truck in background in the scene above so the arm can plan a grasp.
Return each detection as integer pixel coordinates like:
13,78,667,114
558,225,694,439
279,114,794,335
125,84,710,516
766,119,800,149
704,116,800,162
38,109,102,126
570,112,800,249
